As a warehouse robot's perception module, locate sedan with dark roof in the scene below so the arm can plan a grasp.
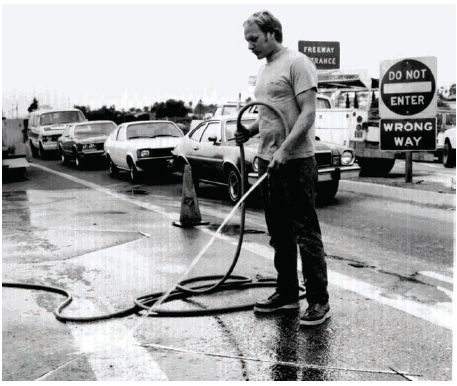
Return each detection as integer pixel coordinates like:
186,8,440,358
58,120,117,168
172,115,360,203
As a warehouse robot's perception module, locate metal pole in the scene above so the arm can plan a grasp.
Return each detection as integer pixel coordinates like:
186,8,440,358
405,152,413,183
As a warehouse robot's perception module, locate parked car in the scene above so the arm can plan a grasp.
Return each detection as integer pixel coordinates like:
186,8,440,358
435,105,455,163
104,120,184,183
442,127,456,167
172,115,360,203
58,120,117,168
28,108,87,159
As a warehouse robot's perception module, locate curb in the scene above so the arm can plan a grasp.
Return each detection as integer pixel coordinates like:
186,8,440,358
339,179,456,208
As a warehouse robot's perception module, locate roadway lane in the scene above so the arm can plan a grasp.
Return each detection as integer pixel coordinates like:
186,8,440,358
2,157,454,380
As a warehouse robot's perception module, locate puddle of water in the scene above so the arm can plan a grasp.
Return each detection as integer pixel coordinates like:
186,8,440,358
208,223,265,236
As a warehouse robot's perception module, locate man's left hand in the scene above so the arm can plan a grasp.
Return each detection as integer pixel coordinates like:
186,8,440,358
268,148,290,171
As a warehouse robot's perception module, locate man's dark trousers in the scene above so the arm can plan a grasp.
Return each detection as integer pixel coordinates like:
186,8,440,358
258,157,329,305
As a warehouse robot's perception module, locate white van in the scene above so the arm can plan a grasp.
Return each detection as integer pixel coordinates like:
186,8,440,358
28,108,86,158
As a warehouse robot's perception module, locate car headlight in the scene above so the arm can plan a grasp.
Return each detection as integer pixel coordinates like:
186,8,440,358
82,144,96,150
42,136,50,142
138,149,151,158
341,150,354,165
252,157,259,172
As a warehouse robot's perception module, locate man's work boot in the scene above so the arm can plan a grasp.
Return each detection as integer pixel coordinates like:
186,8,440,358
300,303,330,326
254,291,299,313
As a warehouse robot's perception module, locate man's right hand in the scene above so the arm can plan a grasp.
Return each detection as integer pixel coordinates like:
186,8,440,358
234,124,251,145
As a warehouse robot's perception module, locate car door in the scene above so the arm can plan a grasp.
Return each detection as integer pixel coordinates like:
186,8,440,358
185,122,208,175
110,125,123,167
115,125,128,169
197,121,224,182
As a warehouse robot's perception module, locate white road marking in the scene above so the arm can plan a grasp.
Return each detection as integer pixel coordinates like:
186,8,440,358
68,302,168,381
31,163,174,218
32,163,454,333
241,242,453,330
29,164,169,380
418,271,453,284
437,286,453,299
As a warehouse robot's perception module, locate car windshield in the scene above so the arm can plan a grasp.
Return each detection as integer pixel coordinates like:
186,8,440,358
221,106,239,116
74,122,116,138
127,122,182,139
40,111,85,125
225,119,259,142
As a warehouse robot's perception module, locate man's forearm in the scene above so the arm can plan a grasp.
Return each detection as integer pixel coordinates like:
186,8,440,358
280,109,315,153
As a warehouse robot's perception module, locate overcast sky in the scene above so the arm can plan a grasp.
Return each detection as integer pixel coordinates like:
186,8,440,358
2,3,456,117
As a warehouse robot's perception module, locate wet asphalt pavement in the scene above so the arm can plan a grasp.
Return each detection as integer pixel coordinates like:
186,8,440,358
2,158,454,381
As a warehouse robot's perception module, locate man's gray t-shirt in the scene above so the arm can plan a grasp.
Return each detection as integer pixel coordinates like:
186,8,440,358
254,47,317,161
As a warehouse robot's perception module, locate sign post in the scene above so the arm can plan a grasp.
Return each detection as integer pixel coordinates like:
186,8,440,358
298,41,340,70
379,57,437,182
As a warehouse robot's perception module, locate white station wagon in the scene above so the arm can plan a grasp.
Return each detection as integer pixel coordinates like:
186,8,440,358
104,120,184,183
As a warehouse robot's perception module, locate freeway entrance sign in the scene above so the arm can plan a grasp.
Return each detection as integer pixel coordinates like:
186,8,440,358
298,41,340,70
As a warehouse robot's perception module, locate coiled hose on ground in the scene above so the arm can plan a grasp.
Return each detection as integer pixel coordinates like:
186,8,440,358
2,102,305,322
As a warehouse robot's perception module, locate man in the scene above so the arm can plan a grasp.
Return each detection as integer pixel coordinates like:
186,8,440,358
235,10,330,326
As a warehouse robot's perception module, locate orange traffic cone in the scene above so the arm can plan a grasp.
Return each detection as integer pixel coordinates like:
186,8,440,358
172,165,209,228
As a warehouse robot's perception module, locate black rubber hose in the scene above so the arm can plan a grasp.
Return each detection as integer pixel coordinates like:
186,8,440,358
2,102,305,321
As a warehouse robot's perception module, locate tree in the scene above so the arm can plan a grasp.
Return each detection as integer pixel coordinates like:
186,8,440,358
194,99,205,117
74,105,89,117
27,98,39,113
151,99,189,118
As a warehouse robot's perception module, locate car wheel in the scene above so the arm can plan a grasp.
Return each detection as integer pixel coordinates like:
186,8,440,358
226,167,242,203
38,143,47,160
317,180,339,203
129,161,140,183
107,157,118,177
73,151,84,169
59,147,67,165
30,141,38,158
442,141,456,168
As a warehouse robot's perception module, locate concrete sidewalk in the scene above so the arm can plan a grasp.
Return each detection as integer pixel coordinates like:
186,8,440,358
340,179,455,207
339,159,455,208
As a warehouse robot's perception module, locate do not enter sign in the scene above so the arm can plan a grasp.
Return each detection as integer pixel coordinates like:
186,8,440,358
380,57,437,118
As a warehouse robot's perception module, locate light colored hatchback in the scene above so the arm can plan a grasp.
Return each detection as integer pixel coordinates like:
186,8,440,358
104,120,183,183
